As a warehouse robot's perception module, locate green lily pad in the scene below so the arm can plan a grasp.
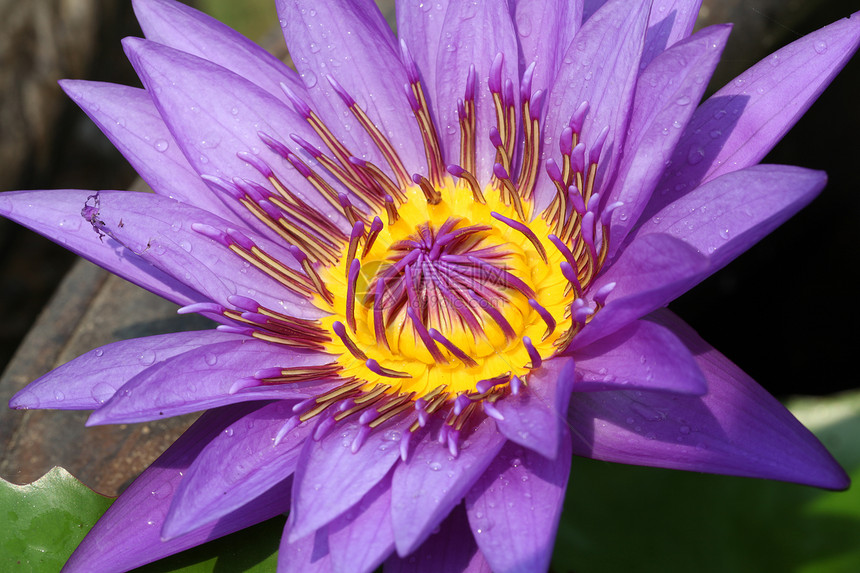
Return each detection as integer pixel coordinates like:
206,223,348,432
0,467,112,572
553,391,860,573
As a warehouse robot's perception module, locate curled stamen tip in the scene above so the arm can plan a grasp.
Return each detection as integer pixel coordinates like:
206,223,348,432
237,151,273,178
400,431,412,462
530,89,546,119
511,375,523,395
365,358,411,379
594,282,616,306
489,52,504,93
313,416,337,441
492,163,510,179
226,228,255,250
228,377,260,395
351,425,371,453
601,201,625,224
570,100,590,132
227,295,261,311
177,302,224,315
348,155,367,167
254,366,284,380
483,401,505,421
326,74,355,106
280,82,311,117
560,126,574,155
590,125,610,163
288,245,308,263
447,430,460,458
446,164,465,177
545,158,562,182
520,61,536,99
274,416,301,446
453,394,471,415
200,175,243,200
489,127,504,148
289,133,322,158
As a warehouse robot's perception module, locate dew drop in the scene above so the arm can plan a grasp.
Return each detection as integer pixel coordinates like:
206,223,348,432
179,240,192,253
200,136,221,149
429,462,442,471
138,349,157,365
309,42,321,53
718,228,730,240
94,348,104,357
686,147,704,165
230,106,239,116
675,95,691,106
92,383,114,404
225,427,235,437
53,390,65,401
302,70,318,88
204,353,218,366
679,425,691,435
814,40,828,54
154,139,169,152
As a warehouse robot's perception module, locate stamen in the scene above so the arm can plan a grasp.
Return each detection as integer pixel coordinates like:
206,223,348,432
405,307,447,364
522,336,542,368
528,299,557,340
490,211,547,262
491,164,526,221
290,246,334,304
327,74,411,188
348,156,407,203
412,174,442,205
458,65,477,174
383,194,400,224
365,358,411,379
363,216,384,258
345,221,365,268
333,320,367,359
345,258,361,331
446,164,486,203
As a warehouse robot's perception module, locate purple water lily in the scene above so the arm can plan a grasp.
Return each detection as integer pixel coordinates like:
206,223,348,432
2,0,858,571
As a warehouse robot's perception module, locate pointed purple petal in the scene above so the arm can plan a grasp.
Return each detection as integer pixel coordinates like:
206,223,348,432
9,330,245,410
649,12,860,217
433,1,520,181
640,0,703,69
510,0,582,97
77,190,322,318
391,417,505,555
465,434,572,573
537,0,650,209
278,520,332,573
573,318,706,395
396,0,450,118
385,504,491,573
162,401,314,539
568,310,850,490
0,189,206,307
276,0,424,175
328,474,395,573
87,339,334,424
63,403,292,572
289,418,405,541
123,37,346,228
608,24,731,255
132,0,306,101
60,80,234,219
633,164,826,272
572,233,708,349
494,357,575,459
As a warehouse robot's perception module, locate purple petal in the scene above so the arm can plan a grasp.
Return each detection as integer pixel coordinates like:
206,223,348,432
537,0,650,209
123,37,346,228
391,417,505,555
77,190,322,319
288,418,405,541
132,0,306,101
63,403,292,572
568,310,850,490
385,504,491,573
494,357,575,459
276,0,424,175
633,164,826,272
9,330,245,410
278,520,332,573
573,318,706,395
465,435,572,573
0,189,206,307
59,80,235,219
571,233,708,349
433,1,520,181
510,0,582,97
608,24,731,255
162,401,314,539
649,12,860,217
395,0,450,118
87,339,335,424
328,474,395,573
640,0,703,69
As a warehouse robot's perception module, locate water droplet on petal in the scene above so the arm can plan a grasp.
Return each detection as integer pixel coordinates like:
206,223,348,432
154,139,169,152
179,240,192,253
139,349,156,365
429,461,442,471
94,348,104,357
204,353,217,366
686,147,704,165
814,40,827,54
675,95,691,106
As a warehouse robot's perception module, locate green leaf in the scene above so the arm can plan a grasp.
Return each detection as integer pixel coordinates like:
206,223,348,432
0,467,112,572
553,391,860,573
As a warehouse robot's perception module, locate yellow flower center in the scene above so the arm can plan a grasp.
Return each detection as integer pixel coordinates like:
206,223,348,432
317,179,574,397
